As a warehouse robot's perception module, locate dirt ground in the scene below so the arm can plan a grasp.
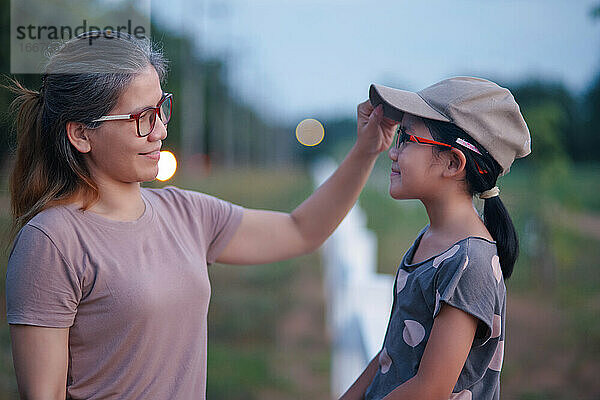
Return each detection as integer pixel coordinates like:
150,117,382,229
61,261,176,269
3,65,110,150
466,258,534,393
503,292,600,399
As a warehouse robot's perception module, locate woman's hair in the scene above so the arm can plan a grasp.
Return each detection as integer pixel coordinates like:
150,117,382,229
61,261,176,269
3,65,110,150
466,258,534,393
422,118,519,279
4,31,168,238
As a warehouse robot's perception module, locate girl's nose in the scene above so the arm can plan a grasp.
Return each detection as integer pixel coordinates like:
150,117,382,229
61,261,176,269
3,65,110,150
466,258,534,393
388,146,399,161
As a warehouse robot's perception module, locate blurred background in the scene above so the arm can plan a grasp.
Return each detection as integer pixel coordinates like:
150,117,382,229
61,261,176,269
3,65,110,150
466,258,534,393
1,0,600,398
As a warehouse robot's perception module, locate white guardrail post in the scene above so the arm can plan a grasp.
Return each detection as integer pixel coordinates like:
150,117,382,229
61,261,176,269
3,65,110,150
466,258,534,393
310,158,394,399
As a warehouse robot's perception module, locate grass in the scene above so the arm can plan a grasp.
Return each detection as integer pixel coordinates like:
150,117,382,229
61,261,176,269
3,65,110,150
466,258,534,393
206,343,282,400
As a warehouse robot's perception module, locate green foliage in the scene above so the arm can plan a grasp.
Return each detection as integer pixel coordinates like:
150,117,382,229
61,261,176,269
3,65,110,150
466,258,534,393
520,100,571,188
510,81,578,163
582,71,600,160
591,3,600,19
507,82,577,289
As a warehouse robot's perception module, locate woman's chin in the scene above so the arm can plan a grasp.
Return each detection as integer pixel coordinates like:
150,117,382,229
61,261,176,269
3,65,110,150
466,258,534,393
138,170,159,183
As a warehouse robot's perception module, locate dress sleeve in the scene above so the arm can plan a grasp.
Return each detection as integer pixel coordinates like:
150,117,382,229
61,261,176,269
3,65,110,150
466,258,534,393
432,240,501,347
6,225,82,328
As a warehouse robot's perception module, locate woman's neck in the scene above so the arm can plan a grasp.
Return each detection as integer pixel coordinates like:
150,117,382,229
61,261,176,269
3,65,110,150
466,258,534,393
85,181,145,222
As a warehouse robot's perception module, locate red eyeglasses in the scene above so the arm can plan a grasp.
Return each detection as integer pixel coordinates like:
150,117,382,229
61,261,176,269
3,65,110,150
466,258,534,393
395,125,488,174
92,93,173,137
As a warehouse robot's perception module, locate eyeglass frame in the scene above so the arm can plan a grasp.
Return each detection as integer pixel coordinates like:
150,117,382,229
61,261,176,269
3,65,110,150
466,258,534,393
394,125,489,174
91,93,173,137
394,125,482,156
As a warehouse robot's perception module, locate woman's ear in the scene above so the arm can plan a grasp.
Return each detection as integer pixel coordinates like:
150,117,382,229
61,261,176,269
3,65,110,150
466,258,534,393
66,121,92,153
443,148,467,178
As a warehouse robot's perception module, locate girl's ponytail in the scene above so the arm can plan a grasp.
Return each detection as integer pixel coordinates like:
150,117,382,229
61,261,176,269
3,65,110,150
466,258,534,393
424,118,520,280
482,196,519,279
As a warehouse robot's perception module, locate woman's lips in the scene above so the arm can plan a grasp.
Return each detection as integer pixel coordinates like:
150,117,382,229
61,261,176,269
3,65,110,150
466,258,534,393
141,150,160,161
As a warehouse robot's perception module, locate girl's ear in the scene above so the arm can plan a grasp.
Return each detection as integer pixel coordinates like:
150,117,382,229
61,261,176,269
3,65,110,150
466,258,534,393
66,121,92,153
443,148,467,178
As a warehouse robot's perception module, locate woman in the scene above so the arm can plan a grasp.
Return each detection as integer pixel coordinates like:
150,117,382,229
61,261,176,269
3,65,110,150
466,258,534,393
339,77,530,399
4,31,396,399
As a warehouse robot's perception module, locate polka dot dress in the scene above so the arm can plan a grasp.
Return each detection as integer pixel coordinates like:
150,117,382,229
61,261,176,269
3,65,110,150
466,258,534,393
365,227,506,400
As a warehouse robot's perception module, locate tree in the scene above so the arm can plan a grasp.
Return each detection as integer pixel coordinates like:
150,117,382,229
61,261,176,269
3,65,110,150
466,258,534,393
509,81,574,288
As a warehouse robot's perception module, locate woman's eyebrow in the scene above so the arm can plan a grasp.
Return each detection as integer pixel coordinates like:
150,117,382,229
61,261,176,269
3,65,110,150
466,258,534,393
130,94,164,114
130,105,150,114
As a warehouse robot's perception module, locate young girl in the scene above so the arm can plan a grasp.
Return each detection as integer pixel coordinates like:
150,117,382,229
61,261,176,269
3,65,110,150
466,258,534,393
339,77,531,400
4,31,396,399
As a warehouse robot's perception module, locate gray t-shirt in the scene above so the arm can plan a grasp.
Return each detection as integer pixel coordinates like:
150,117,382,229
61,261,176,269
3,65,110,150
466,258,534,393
365,227,506,400
6,186,244,399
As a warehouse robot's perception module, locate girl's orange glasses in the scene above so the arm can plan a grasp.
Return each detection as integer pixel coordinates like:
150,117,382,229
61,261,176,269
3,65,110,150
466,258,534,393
395,125,488,173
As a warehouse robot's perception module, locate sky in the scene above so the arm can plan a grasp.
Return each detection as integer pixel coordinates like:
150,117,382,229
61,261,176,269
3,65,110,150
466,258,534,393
155,0,600,123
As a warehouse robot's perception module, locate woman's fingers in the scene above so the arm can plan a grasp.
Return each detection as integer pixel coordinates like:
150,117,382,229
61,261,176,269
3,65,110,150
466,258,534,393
357,99,373,114
357,100,377,123
355,100,398,154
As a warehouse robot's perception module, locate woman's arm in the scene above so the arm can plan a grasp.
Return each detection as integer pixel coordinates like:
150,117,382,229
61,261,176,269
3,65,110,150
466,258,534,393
382,304,478,400
217,102,396,265
10,325,69,400
339,351,381,400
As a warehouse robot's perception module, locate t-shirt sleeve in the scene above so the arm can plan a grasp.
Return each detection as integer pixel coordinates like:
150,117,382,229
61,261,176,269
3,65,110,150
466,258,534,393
432,240,500,347
164,187,244,264
6,225,82,328
201,194,244,264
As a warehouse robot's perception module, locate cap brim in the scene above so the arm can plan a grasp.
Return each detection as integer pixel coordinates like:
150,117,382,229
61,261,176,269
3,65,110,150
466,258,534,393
369,84,450,123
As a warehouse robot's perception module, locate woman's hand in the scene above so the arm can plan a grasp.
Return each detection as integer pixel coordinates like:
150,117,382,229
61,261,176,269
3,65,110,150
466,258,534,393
355,101,397,157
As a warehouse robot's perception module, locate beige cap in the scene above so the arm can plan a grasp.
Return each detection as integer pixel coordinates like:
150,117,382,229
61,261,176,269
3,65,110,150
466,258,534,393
369,76,531,175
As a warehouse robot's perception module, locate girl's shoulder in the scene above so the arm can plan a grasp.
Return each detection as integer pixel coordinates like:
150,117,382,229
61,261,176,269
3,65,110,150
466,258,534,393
405,225,497,268
426,236,503,305
428,236,499,278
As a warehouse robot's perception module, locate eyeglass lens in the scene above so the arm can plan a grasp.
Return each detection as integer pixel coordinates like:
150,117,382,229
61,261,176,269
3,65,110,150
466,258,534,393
138,96,172,136
159,96,172,124
395,127,408,148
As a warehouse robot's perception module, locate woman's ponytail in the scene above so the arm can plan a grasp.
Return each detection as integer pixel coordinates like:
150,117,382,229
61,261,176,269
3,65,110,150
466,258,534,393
4,78,48,234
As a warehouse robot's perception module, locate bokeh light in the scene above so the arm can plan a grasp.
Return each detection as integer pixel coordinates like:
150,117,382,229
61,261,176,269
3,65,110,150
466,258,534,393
156,150,177,181
296,118,324,146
